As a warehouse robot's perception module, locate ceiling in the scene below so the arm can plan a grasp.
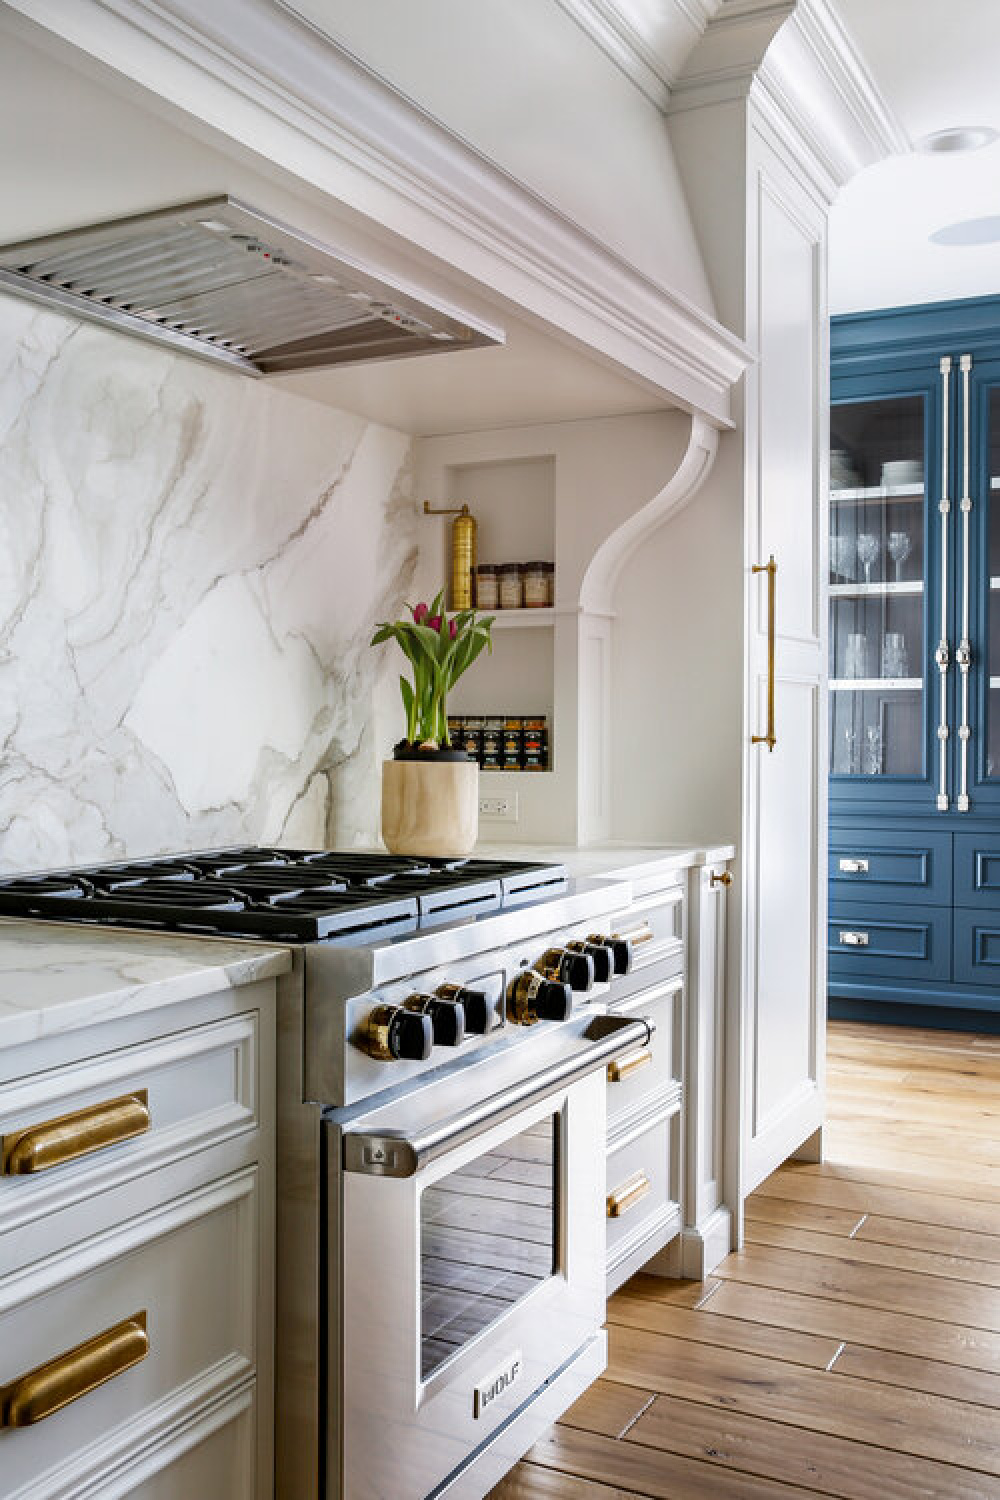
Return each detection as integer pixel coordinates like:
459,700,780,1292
0,10,668,437
829,0,1000,313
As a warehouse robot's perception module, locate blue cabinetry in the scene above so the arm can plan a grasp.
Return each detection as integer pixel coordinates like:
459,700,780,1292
829,297,1000,1025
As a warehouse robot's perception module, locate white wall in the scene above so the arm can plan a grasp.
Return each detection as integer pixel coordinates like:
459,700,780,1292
0,292,416,871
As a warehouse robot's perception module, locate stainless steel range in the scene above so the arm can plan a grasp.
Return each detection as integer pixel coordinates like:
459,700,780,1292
0,848,649,1500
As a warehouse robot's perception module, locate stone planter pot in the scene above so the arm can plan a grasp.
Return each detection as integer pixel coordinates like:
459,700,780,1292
381,757,479,857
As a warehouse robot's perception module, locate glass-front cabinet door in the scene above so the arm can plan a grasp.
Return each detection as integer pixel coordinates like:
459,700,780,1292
829,387,933,805
976,363,1000,804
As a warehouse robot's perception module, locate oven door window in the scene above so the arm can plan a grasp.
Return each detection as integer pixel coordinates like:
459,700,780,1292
419,1113,559,1379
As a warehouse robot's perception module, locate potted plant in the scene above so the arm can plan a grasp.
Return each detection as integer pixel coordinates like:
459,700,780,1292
371,590,494,856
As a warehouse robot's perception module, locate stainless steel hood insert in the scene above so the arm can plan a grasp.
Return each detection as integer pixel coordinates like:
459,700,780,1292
0,197,504,375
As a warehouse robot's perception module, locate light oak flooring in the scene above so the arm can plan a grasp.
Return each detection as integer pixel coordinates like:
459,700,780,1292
490,1020,1000,1499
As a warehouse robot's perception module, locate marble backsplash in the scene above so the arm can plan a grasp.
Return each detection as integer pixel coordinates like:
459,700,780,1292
0,293,417,871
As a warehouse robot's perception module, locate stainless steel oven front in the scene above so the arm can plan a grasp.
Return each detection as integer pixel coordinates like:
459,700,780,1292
323,1011,650,1500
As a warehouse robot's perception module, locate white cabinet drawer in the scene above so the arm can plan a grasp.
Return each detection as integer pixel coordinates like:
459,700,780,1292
605,1108,681,1283
611,887,685,1001
0,1167,257,1500
606,979,682,1135
126,1396,255,1500
0,1014,257,1235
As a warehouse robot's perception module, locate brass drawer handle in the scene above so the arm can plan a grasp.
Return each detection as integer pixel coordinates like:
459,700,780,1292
839,857,869,874
2,1091,151,1176
839,930,870,947
615,924,654,948
710,870,733,888
608,1048,654,1084
607,1170,652,1219
0,1312,149,1427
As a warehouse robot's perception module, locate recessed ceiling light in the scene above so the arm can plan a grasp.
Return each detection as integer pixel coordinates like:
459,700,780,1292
917,126,998,154
930,215,1000,246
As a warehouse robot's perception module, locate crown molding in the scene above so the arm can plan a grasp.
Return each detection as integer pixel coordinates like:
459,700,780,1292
550,0,676,109
669,0,908,195
7,0,748,425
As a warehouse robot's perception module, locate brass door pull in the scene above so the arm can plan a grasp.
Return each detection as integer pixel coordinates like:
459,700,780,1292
615,924,654,948
606,1171,652,1219
0,1312,149,1427
2,1091,151,1176
607,1048,654,1084
710,870,733,889
752,555,777,751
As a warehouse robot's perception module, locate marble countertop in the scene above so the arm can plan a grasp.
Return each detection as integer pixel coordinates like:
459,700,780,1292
475,840,736,881
0,919,291,1051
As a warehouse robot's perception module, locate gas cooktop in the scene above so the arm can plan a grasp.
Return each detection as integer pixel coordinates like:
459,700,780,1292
0,848,568,945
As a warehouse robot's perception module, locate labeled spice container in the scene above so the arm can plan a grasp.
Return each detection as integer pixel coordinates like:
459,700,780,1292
462,715,484,762
522,716,549,770
523,561,551,608
481,716,503,769
502,717,523,769
499,563,523,610
474,564,499,610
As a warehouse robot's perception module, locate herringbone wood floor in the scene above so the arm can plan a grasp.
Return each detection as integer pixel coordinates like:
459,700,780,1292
490,1020,1000,1499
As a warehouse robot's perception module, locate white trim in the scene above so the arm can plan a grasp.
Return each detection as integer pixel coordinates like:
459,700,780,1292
790,0,909,160
551,0,676,109
7,0,749,424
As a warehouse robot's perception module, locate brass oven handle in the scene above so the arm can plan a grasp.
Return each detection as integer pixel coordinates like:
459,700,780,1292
752,555,777,752
2,1091,151,1176
607,1047,654,1084
0,1312,149,1427
607,1171,652,1219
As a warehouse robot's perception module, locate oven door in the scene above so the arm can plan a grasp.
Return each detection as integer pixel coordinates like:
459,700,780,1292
328,1012,651,1500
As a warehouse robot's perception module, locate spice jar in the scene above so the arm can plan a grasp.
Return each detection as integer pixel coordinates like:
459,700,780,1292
523,561,550,609
499,563,523,610
475,564,498,610
544,562,555,606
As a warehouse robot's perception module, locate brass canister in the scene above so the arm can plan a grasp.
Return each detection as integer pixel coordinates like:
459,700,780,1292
450,504,477,610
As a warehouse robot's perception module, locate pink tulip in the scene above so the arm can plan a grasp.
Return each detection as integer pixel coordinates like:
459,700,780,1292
428,615,442,632
412,601,429,624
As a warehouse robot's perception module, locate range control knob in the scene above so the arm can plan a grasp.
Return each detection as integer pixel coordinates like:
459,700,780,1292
537,946,595,992
435,982,493,1035
507,968,573,1026
588,933,633,976
365,1003,433,1062
566,938,613,983
403,992,465,1047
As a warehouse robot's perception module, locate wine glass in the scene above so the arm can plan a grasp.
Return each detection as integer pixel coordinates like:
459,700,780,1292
887,530,912,582
864,725,884,776
857,532,879,584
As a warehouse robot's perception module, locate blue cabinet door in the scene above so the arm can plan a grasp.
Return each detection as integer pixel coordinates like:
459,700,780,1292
828,900,952,984
967,354,1000,815
829,827,951,907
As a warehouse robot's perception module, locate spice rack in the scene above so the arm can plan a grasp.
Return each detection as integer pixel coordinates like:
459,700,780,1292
449,715,550,772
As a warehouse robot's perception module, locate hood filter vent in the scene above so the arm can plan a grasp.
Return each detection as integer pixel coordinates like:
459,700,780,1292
0,197,503,375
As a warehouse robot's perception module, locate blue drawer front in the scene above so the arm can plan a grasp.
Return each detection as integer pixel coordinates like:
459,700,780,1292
954,834,1000,909
828,901,951,983
954,907,1000,985
828,829,951,906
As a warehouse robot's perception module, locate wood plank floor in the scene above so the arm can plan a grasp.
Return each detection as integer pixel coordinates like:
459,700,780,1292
490,1021,1000,1499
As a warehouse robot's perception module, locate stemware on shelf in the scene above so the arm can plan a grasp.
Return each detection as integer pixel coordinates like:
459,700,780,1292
864,724,884,776
844,633,868,680
881,632,908,679
857,532,879,584
887,530,912,582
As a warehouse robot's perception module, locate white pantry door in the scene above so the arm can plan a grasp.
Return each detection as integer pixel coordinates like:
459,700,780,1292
741,120,828,1198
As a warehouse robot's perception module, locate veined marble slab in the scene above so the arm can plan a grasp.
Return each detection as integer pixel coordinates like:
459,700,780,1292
0,918,290,1049
475,840,736,882
0,291,417,872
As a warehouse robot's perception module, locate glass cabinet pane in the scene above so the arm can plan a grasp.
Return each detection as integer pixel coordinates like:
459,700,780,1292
829,395,926,778
419,1116,557,1379
988,386,1000,778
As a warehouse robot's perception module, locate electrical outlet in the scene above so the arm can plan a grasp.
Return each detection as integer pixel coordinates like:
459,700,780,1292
479,792,518,821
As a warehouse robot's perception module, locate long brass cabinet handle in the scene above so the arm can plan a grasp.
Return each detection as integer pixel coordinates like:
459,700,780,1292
0,1312,149,1427
607,1047,654,1084
2,1091,151,1176
615,924,654,948
752,555,777,751
607,1171,652,1219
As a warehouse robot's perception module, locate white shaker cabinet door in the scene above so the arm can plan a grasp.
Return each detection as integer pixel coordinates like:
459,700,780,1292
741,123,828,1200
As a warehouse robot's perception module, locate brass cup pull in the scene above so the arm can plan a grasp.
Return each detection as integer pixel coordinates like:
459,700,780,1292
2,1091,151,1176
0,1312,149,1428
607,1048,654,1084
710,870,733,889
752,555,777,752
607,1171,652,1219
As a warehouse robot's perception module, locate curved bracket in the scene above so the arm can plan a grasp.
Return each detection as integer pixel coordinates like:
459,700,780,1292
579,416,719,616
